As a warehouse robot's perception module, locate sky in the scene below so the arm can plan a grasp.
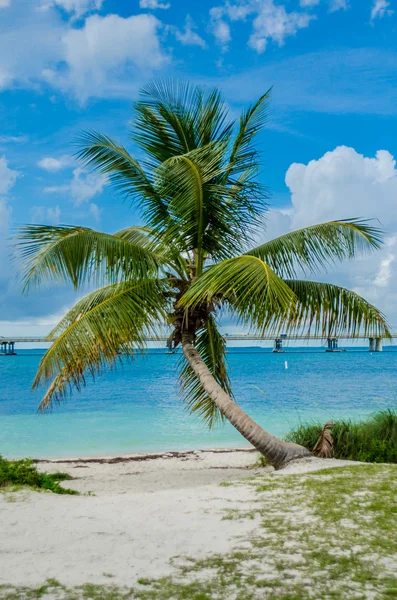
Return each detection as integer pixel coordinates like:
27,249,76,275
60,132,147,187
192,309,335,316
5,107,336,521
1,0,397,337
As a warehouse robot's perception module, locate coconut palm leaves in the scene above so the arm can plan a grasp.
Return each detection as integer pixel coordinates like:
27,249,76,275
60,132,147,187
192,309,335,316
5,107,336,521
181,262,390,339
284,280,389,338
35,279,168,411
19,79,390,424
18,225,162,290
181,255,296,332
248,219,383,278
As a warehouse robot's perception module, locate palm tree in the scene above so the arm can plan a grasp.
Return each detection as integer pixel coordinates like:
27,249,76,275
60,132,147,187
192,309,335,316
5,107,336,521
19,81,389,468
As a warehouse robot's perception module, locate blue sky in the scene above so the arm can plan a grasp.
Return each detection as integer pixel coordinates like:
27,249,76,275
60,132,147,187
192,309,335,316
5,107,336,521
1,0,397,336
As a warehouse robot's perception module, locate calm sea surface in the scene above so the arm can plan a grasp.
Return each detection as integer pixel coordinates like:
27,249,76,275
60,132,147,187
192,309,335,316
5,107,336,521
1,347,397,458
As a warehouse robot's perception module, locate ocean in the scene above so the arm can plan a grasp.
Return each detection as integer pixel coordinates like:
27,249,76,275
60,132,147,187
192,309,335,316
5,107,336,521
1,347,396,459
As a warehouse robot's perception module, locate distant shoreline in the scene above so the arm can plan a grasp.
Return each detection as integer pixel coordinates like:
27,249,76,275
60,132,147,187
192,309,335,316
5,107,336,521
33,446,254,464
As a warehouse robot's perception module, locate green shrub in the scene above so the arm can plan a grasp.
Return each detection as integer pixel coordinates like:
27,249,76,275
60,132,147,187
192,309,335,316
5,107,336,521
0,456,78,494
286,410,397,463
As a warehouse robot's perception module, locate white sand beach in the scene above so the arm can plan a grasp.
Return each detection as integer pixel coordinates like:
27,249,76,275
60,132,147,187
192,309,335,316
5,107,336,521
0,449,357,589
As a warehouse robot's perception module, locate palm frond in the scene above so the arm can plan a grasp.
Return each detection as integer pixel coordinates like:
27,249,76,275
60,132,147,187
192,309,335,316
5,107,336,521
247,219,384,278
34,280,168,411
17,225,162,290
133,79,234,163
180,255,296,333
75,132,170,233
179,316,231,428
156,141,227,269
282,279,391,338
157,143,267,266
228,89,271,174
115,225,188,279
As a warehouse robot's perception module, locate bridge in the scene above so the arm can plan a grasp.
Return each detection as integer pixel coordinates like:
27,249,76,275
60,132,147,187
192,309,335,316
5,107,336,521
1,333,395,355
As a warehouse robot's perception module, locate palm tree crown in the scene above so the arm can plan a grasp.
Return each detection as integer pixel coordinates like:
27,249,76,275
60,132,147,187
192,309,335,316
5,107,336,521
19,80,389,464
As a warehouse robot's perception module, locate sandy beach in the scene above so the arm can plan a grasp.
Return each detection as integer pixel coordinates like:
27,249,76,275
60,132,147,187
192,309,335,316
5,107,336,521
0,449,357,589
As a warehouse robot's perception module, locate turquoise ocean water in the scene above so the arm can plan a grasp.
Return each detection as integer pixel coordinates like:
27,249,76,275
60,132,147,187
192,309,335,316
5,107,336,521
1,347,397,459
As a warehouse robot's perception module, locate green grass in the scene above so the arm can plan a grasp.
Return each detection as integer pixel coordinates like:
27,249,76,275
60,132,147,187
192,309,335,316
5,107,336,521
2,464,397,599
0,455,77,495
286,409,397,463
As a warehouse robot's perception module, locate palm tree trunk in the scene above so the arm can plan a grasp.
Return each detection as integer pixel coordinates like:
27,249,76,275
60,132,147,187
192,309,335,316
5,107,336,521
182,337,311,469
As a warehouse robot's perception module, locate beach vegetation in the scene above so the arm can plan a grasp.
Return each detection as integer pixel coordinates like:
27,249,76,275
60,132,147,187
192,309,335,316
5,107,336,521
1,464,396,599
0,455,77,494
286,409,397,463
18,79,390,468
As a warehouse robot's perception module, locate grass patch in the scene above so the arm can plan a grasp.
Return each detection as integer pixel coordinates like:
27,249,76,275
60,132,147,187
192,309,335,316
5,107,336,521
286,409,397,463
2,464,397,599
0,455,77,495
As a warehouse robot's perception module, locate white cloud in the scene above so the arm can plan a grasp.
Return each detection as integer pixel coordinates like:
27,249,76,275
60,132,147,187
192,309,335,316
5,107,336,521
139,0,170,8
266,146,397,324
0,156,19,285
285,146,397,228
210,7,232,47
0,2,168,102
70,168,107,204
300,0,320,6
43,13,168,102
0,156,19,195
249,2,315,53
31,205,61,224
210,0,315,53
329,0,349,11
40,0,103,18
44,167,107,205
175,15,206,48
37,155,71,171
371,0,393,20
0,0,11,7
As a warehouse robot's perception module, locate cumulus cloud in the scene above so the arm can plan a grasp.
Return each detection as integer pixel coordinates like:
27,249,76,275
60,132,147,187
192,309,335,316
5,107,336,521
37,155,71,171
266,146,397,324
210,0,315,53
209,7,232,47
0,1,168,102
44,167,107,205
249,2,314,52
139,0,170,8
43,13,167,101
371,0,393,20
285,146,397,228
175,15,206,48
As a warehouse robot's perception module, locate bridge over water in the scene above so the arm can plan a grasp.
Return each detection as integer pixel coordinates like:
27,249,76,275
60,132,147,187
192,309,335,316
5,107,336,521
1,333,395,355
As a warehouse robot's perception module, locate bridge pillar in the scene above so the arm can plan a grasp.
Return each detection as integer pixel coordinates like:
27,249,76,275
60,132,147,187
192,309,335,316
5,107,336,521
273,338,284,353
369,337,383,352
0,341,16,355
326,337,340,352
